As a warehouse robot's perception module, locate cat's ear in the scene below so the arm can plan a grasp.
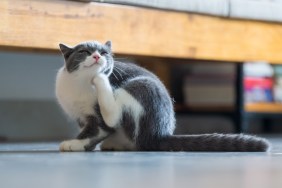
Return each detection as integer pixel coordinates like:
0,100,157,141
59,43,73,59
105,41,112,50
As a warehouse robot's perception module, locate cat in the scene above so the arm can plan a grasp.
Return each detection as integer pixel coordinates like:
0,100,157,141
55,40,270,152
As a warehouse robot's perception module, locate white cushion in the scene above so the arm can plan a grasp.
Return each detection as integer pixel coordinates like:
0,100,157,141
91,0,282,22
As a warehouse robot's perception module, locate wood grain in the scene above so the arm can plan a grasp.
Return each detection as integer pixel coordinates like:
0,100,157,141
1,0,282,63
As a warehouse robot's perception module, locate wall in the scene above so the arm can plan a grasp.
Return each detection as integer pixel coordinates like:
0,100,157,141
0,51,77,142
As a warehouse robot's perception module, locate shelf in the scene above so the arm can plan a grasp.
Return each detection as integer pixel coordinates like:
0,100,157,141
245,103,282,113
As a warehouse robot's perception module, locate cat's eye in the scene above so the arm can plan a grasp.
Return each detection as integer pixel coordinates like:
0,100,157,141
78,50,91,55
100,51,108,56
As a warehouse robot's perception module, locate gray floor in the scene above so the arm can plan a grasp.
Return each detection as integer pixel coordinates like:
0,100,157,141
0,136,282,188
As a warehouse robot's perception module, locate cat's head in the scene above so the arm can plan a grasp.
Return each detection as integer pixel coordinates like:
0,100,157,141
59,41,113,77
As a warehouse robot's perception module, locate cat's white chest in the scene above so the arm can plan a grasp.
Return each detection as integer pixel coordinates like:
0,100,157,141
55,68,97,120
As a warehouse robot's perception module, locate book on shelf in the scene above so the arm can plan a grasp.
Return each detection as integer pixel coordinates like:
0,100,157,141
273,65,282,103
244,77,273,103
244,62,274,103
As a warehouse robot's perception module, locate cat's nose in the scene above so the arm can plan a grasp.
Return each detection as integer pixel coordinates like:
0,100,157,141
93,55,100,62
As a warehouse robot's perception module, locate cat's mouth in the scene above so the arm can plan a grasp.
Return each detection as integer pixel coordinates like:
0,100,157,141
84,62,97,68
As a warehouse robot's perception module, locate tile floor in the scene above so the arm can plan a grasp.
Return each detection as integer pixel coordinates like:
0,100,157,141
0,136,281,188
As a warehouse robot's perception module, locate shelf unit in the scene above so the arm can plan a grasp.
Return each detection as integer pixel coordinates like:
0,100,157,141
172,63,282,133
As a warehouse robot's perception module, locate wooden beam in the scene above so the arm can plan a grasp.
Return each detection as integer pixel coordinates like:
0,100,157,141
1,0,282,63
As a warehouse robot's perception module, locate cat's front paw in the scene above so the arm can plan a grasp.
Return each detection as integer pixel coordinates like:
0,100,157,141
92,74,108,86
59,139,87,152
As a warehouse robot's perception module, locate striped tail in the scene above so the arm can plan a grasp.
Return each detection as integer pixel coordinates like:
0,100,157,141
159,134,270,152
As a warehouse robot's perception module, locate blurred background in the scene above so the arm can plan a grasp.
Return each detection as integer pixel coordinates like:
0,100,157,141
1,51,282,142
1,0,282,142
1,1,282,188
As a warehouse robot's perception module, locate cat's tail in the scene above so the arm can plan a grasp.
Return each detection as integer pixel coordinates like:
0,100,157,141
158,134,270,152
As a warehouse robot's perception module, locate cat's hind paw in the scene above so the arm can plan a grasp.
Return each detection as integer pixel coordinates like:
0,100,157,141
59,139,90,152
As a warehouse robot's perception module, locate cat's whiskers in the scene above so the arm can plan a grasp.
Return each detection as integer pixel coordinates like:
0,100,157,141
112,71,119,81
113,68,123,79
113,63,128,76
114,66,126,74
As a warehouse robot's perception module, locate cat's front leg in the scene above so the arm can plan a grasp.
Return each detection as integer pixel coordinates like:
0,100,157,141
60,138,91,152
92,74,121,128
60,127,110,152
60,117,112,152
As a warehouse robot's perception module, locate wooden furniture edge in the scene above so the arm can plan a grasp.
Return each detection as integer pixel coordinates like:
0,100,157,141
1,0,282,63
245,103,282,113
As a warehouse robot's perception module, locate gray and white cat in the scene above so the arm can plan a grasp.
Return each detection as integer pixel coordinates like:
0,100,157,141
56,41,270,152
